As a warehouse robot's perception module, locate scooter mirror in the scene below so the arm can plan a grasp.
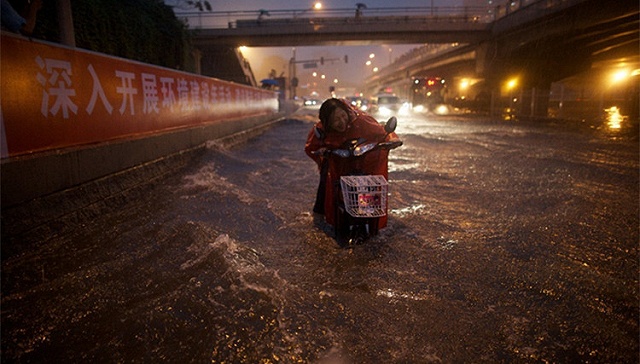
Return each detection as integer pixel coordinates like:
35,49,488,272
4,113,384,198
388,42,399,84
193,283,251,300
314,126,325,140
384,116,397,133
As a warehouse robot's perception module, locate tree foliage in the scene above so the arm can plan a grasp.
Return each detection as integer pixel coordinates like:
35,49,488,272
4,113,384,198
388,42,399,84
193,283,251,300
165,1,212,11
188,1,212,11
32,0,194,71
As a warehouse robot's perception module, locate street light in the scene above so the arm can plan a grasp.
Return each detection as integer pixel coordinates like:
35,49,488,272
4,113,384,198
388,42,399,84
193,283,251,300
505,77,518,120
611,69,630,84
601,65,639,124
459,78,470,91
607,66,638,88
295,2,322,18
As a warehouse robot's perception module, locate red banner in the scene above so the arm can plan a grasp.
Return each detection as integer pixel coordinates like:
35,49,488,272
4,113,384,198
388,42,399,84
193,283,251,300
0,33,278,157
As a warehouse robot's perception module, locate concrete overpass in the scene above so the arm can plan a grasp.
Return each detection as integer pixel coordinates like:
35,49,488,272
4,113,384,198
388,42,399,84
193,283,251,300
186,5,493,92
366,0,639,116
189,8,491,47
184,0,639,117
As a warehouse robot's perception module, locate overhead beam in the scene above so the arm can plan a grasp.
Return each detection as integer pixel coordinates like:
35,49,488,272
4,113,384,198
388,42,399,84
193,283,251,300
192,17,490,47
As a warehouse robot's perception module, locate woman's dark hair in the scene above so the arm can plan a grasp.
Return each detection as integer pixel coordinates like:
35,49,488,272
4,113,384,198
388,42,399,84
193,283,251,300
319,98,350,131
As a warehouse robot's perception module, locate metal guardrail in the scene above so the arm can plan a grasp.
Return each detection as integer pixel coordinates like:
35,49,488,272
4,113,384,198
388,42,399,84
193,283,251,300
176,6,496,29
173,0,583,30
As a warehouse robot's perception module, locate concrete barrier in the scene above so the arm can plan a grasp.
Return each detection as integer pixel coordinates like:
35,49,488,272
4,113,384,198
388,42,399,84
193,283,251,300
1,32,281,208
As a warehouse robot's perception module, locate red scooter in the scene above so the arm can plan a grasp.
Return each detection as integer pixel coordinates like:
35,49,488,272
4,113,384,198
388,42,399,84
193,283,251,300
312,117,402,246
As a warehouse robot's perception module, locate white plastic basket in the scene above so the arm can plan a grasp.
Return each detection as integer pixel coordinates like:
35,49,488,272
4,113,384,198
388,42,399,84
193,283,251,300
340,175,388,218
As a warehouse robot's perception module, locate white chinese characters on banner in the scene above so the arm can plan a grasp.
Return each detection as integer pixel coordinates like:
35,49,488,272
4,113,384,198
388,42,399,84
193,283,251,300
36,56,78,119
35,56,242,119
141,73,160,114
2,32,278,157
86,64,113,115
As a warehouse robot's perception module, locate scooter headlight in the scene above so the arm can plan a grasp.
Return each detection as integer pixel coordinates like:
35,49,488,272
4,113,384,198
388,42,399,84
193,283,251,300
333,149,351,158
353,143,376,156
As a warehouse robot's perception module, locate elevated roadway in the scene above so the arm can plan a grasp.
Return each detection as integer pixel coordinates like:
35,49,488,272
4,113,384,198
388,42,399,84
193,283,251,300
189,7,491,47
184,0,638,117
367,0,638,116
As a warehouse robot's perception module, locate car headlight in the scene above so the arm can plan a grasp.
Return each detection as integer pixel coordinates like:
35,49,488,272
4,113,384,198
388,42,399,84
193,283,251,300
378,107,392,116
435,104,449,115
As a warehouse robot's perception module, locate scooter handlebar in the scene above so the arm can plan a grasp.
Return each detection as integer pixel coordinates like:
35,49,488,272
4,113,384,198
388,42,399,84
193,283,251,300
378,140,403,150
310,147,328,156
311,139,402,158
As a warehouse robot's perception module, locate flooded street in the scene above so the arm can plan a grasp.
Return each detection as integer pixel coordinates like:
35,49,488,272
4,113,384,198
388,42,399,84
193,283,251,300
2,110,638,363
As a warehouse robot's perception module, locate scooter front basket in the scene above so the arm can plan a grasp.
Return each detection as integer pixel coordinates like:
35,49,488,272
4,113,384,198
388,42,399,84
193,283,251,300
340,175,388,218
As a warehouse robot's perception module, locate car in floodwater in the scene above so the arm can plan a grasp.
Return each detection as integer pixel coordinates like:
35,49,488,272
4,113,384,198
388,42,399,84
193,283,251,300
303,98,321,108
345,96,370,112
371,94,411,118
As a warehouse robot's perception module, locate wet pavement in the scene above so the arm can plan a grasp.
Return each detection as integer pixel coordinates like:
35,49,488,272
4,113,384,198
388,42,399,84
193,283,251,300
2,109,638,363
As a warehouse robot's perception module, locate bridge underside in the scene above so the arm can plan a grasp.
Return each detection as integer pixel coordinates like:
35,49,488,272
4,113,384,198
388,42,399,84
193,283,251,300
487,0,639,82
365,0,638,117
189,0,638,118
192,17,489,48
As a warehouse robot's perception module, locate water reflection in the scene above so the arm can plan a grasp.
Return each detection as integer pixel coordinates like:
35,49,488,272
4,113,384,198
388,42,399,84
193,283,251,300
605,106,625,130
390,204,426,217
376,288,435,302
388,161,421,172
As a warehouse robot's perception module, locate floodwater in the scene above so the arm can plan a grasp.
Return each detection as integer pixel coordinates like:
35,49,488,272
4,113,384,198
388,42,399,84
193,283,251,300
2,109,638,363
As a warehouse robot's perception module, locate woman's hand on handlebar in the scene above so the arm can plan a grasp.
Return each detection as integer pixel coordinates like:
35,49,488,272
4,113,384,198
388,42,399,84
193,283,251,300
310,147,328,156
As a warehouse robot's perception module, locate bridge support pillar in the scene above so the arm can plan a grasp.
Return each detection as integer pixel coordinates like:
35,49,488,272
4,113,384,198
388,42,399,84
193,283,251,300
520,86,551,118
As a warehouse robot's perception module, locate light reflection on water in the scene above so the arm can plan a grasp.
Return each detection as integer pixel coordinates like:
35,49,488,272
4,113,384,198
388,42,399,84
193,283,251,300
388,161,421,172
3,113,638,363
390,204,426,217
376,288,435,302
605,106,625,130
